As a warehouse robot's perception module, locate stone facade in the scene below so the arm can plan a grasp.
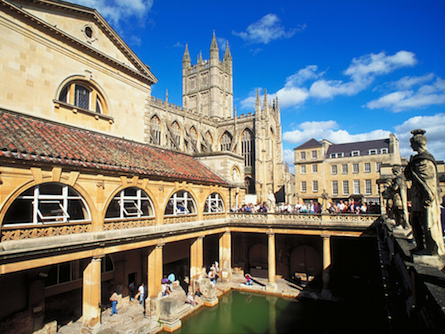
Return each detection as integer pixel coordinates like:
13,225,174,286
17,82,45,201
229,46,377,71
294,135,402,207
146,34,287,205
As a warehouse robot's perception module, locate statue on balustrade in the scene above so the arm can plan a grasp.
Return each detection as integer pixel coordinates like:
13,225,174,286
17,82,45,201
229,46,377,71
404,129,444,255
383,165,409,229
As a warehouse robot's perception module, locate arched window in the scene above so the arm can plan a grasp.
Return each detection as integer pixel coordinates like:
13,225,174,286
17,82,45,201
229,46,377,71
150,116,161,145
204,193,225,213
105,187,154,220
4,183,90,225
241,129,254,167
58,80,106,114
164,190,196,216
220,131,232,151
170,121,181,148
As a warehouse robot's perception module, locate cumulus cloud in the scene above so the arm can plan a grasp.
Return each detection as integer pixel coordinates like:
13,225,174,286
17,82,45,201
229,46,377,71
310,51,417,99
283,120,391,145
282,114,445,163
233,14,301,44
70,0,154,27
240,51,418,111
366,75,445,112
394,113,445,160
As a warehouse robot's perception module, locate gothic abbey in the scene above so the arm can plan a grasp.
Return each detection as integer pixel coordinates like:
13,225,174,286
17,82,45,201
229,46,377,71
147,33,288,205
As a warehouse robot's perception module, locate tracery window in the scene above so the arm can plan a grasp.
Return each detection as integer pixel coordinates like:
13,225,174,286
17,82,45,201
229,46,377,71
220,131,232,151
171,121,181,147
58,81,105,114
105,187,154,220
241,129,254,167
4,183,90,225
164,191,196,216
150,116,161,145
204,193,225,213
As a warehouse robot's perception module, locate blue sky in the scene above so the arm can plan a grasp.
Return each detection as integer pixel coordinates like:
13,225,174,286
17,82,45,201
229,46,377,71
72,0,445,169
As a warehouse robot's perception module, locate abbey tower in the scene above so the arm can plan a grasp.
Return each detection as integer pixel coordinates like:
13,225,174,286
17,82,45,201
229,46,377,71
182,33,233,119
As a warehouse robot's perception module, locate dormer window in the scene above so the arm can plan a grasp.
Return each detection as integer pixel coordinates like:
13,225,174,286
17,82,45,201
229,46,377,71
380,148,388,154
369,149,378,155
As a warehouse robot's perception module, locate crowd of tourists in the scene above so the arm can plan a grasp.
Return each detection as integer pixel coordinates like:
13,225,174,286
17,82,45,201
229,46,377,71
231,199,379,214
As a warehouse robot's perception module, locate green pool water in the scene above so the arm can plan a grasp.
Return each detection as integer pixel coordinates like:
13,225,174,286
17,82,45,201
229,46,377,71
163,289,391,334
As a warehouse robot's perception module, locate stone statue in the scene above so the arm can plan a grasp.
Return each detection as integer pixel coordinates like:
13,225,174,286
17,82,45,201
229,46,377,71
267,191,276,213
383,166,409,229
404,129,444,255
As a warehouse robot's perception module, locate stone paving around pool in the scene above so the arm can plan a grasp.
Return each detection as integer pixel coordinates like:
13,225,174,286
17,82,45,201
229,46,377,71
57,274,304,334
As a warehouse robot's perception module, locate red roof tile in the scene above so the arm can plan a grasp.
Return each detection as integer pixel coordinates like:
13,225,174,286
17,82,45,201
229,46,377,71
0,110,228,185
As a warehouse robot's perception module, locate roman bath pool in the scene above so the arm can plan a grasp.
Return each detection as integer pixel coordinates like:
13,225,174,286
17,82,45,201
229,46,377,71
161,289,399,334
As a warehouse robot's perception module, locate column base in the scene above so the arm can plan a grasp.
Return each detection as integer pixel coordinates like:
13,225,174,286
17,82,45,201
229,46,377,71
321,289,332,300
266,283,278,291
160,318,182,333
203,296,219,307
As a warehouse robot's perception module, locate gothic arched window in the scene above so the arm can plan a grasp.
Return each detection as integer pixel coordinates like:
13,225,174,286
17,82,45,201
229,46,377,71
171,121,181,148
220,131,232,151
150,116,161,145
241,129,254,167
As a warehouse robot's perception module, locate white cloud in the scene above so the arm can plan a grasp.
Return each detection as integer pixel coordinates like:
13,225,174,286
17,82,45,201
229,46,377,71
366,75,445,112
241,51,418,110
282,114,445,162
394,113,445,160
232,14,300,44
310,51,417,99
283,120,391,146
70,0,153,27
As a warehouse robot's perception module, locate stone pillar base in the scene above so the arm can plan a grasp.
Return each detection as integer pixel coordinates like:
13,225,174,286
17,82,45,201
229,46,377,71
203,296,219,307
321,289,332,300
266,283,277,292
160,318,182,333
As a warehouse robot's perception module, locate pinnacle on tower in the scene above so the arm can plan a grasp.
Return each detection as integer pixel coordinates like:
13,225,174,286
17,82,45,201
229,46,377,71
255,89,261,114
223,42,232,61
182,43,191,65
210,31,219,59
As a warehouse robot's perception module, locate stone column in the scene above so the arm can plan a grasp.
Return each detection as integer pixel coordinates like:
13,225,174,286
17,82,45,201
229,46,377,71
219,231,232,281
321,234,332,300
82,256,102,333
190,236,203,280
266,231,277,291
148,244,163,299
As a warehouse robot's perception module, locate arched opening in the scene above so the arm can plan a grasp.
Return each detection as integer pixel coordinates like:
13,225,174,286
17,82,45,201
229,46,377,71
105,187,155,220
3,183,90,225
289,245,321,286
164,190,196,216
204,193,225,213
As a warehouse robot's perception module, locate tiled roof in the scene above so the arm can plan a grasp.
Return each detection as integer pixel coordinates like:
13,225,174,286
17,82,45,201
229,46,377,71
0,110,228,185
294,138,322,150
326,139,390,157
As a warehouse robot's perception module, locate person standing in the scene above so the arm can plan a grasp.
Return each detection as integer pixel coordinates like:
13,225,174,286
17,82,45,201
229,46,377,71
138,283,145,305
404,129,445,255
129,281,135,301
109,291,118,316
